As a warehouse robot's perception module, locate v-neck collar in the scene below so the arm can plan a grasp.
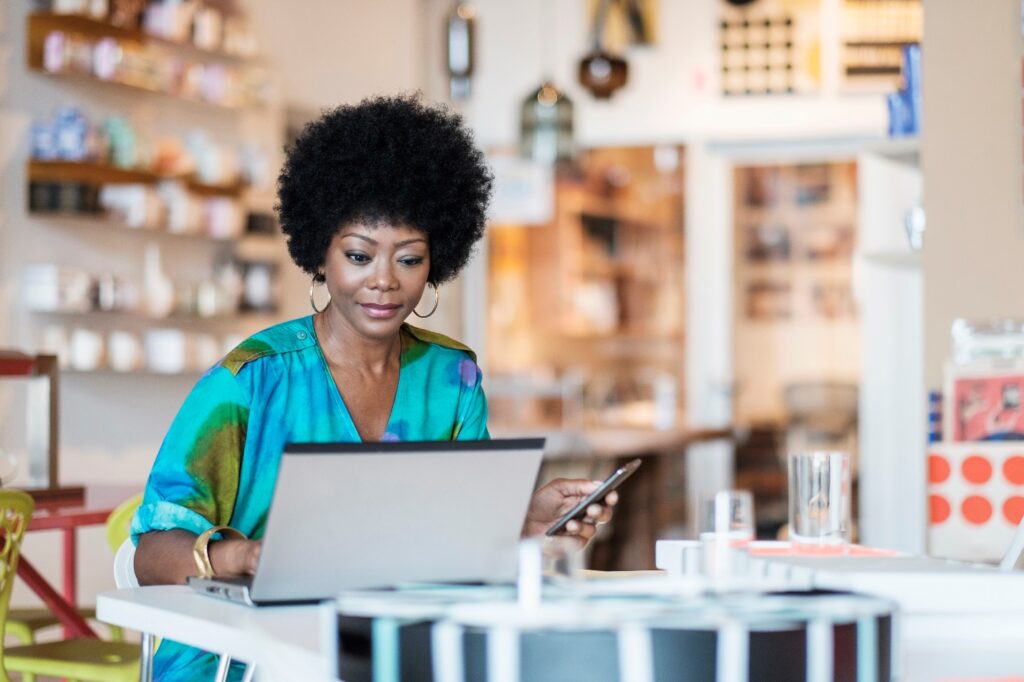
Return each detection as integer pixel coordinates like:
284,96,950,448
307,315,406,443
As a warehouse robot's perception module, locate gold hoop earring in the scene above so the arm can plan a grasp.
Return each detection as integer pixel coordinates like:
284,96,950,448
309,273,330,314
413,284,439,318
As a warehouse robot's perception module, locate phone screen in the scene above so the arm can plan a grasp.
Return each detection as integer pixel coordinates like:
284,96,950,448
544,458,642,536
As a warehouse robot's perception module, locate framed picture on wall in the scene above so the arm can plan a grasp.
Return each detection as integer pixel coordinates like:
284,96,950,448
946,369,1024,442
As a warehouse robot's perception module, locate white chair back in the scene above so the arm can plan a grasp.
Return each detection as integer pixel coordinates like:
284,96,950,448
113,538,140,588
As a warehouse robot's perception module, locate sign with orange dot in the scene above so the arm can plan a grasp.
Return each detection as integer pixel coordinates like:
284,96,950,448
929,443,1024,561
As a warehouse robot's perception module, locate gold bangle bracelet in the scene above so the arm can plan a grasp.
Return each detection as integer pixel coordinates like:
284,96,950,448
192,525,248,579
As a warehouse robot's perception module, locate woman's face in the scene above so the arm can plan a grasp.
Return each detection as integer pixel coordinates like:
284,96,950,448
321,222,431,340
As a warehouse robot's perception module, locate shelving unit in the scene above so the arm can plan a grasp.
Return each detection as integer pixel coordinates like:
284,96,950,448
27,12,256,64
863,136,920,168
33,309,273,323
63,368,204,377
20,5,283,379
28,160,246,197
30,213,250,243
732,161,861,423
485,146,686,432
25,12,267,110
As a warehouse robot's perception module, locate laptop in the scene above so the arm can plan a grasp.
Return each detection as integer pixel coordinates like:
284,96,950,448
188,438,545,605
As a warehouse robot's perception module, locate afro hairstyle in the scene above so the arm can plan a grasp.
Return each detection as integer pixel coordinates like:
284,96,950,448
276,94,493,285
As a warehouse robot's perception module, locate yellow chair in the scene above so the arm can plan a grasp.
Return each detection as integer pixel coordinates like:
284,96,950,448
4,493,142,645
0,491,139,682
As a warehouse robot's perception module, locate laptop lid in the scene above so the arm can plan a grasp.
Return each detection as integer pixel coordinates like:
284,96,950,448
249,438,545,603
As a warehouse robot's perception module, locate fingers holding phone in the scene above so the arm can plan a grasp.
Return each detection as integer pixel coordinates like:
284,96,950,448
520,459,640,549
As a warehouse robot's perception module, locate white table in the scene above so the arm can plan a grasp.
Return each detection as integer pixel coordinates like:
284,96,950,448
752,554,1024,681
97,586,337,682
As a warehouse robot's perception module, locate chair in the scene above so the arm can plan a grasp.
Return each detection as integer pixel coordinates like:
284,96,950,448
113,531,251,682
4,493,142,645
0,490,139,682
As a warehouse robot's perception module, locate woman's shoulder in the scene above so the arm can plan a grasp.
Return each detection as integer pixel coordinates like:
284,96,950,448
219,316,317,376
401,324,477,363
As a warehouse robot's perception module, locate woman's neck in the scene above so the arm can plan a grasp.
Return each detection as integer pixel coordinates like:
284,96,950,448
313,311,402,375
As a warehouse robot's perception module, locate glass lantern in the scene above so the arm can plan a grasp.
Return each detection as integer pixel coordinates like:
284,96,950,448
519,81,574,164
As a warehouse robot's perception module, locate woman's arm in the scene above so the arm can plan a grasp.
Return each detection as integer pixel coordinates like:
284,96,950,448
135,529,260,585
131,366,253,585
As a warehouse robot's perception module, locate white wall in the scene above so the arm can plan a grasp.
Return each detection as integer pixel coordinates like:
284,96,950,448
423,0,888,148
248,0,423,113
420,0,892,524
922,0,1024,389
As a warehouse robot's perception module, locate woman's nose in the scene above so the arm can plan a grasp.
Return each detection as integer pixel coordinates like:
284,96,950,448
369,262,399,290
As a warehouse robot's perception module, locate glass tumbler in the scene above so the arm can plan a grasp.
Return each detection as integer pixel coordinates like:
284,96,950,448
788,451,851,546
697,490,755,578
697,490,755,543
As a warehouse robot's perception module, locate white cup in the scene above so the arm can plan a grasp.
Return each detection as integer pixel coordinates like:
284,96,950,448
108,330,142,372
69,328,104,371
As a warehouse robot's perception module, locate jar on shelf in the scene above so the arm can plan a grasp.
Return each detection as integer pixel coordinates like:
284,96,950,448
951,318,1024,364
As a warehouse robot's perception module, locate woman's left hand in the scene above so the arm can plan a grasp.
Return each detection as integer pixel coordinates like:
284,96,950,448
521,478,618,549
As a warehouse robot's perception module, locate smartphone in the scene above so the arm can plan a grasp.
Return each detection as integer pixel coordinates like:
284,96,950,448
545,458,642,537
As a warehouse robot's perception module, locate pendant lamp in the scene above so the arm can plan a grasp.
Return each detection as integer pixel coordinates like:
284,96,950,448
445,2,476,100
578,0,629,99
519,2,575,163
519,81,574,164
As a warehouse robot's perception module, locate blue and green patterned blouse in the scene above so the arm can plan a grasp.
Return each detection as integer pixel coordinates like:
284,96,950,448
131,315,488,681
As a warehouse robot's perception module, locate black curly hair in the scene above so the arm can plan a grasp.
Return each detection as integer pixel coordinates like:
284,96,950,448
276,94,493,286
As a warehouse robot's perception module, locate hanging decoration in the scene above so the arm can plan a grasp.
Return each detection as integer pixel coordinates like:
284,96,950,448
445,2,476,101
519,0,574,163
519,82,575,164
719,0,824,96
578,0,630,99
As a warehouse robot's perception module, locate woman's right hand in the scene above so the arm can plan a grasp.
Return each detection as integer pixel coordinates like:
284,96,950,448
209,538,262,576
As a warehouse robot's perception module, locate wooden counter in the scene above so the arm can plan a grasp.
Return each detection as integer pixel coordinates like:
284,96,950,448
493,424,735,570
490,424,733,460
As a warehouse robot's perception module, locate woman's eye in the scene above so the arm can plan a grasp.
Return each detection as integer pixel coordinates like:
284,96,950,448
399,257,424,266
345,252,370,264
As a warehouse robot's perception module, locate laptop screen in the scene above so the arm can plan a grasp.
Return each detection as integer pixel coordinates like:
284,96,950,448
250,439,545,602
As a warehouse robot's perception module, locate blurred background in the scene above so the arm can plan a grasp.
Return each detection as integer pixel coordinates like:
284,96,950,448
0,0,1020,617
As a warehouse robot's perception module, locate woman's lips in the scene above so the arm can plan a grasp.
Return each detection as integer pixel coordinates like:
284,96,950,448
360,303,402,319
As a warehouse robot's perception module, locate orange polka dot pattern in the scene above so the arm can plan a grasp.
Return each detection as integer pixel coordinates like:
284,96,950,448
929,447,1024,561
928,454,950,484
929,495,950,524
961,495,993,525
962,455,993,484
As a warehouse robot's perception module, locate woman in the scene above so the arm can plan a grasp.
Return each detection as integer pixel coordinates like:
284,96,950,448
131,95,617,680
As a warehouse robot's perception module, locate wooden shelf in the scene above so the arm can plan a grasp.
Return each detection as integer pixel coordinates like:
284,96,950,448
859,250,921,269
27,12,258,66
26,12,265,110
862,137,920,168
31,309,275,323
63,368,205,377
30,64,255,111
28,160,246,197
31,212,240,243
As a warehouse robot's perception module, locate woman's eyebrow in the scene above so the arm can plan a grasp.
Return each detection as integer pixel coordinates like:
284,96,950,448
341,233,378,245
395,238,428,247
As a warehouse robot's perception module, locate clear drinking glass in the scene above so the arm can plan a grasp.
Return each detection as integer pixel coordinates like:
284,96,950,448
788,451,851,546
697,490,755,578
697,490,755,543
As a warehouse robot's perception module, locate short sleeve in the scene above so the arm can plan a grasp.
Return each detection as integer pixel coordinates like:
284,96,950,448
131,366,250,544
454,358,490,440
